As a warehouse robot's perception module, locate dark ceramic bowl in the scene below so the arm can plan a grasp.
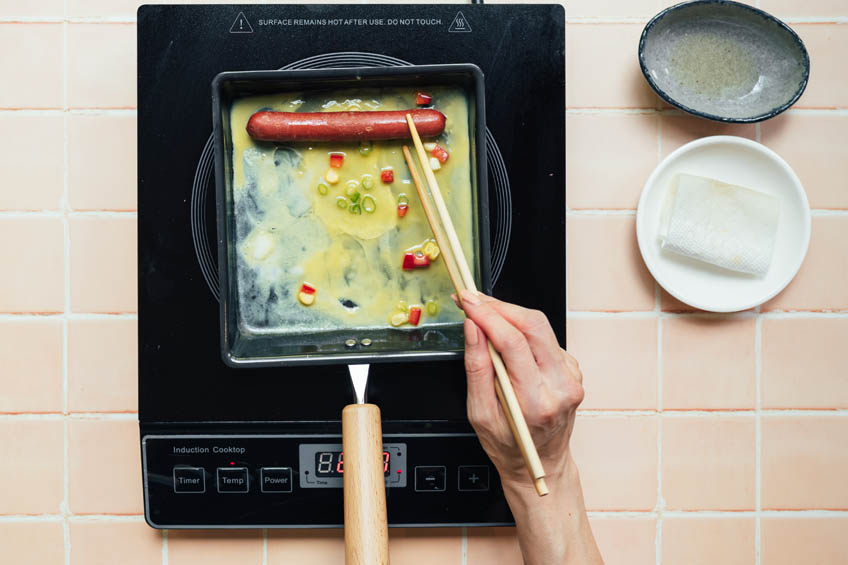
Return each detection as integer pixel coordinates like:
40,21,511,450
639,0,809,123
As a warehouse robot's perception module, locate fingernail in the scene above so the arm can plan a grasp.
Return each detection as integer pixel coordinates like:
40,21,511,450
451,293,462,309
464,319,479,345
460,288,480,306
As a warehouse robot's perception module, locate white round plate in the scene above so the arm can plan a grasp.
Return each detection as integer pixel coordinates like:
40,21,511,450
636,136,810,312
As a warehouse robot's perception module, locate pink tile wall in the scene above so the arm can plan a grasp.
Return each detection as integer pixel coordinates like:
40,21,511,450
0,115,64,210
0,522,66,565
662,517,756,565
69,521,163,565
662,317,756,410
760,516,848,564
0,318,63,413
1,2,846,565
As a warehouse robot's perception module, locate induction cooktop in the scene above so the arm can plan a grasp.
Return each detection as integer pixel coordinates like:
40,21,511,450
138,3,565,528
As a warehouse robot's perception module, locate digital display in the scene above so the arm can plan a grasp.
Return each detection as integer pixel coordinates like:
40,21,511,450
314,451,390,477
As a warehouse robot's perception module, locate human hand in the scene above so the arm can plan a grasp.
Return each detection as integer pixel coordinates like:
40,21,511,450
456,289,584,490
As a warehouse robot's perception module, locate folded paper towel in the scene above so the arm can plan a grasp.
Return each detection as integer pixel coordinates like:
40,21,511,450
658,174,780,276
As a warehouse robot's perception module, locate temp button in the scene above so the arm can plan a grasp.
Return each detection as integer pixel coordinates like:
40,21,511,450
173,466,205,493
217,467,249,493
261,467,293,493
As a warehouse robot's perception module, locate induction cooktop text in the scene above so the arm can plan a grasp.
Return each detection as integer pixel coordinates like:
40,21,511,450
172,445,246,455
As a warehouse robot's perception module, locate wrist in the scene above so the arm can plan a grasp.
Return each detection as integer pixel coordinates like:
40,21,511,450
500,451,580,503
499,454,597,565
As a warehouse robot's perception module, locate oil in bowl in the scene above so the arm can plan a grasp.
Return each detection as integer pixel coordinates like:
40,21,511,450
639,0,809,123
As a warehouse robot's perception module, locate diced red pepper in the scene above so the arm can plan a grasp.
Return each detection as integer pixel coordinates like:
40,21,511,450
300,283,316,295
402,253,416,270
416,92,432,105
431,145,449,163
381,168,394,183
329,153,344,168
397,204,409,217
408,307,422,326
413,251,430,268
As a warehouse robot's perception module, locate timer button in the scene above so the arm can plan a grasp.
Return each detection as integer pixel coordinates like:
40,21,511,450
458,466,490,491
414,466,446,492
260,467,293,493
173,466,205,493
217,467,249,493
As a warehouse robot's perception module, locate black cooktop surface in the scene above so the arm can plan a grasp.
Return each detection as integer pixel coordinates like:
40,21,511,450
138,4,565,426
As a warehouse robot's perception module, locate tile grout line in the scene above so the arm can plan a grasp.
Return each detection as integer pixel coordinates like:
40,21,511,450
755,311,763,564
656,110,663,163
655,285,664,565
0,211,139,217
0,411,176,419
754,32,763,565
0,17,136,23
0,109,137,116
563,210,848,217
461,526,468,565
162,529,168,565
0,313,138,320
3,509,848,523
561,311,848,319
262,528,268,565
655,101,664,565
62,2,71,563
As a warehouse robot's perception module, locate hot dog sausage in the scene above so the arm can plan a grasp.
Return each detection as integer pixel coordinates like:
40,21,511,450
245,109,446,142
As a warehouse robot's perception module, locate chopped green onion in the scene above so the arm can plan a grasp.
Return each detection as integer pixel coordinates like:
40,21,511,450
397,194,409,206
426,300,440,316
361,195,376,213
397,299,409,312
336,196,348,209
317,183,329,196
349,203,362,215
345,180,360,197
390,311,408,327
351,191,361,203
359,141,373,156
361,174,375,190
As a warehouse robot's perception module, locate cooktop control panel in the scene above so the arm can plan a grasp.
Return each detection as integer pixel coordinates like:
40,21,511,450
142,434,512,528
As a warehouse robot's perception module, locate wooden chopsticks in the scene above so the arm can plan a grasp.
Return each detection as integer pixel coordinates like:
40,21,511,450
403,115,549,497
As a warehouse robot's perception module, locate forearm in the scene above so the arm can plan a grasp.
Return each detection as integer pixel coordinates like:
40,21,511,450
502,455,603,565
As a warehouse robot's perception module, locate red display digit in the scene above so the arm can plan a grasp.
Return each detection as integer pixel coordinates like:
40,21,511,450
336,452,344,474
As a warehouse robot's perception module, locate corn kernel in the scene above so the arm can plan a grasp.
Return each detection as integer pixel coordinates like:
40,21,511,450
298,291,315,306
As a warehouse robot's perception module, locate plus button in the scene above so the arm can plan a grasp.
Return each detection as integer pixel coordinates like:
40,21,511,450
458,466,490,491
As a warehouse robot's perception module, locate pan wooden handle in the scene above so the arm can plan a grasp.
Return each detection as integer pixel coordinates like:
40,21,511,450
343,403,390,565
